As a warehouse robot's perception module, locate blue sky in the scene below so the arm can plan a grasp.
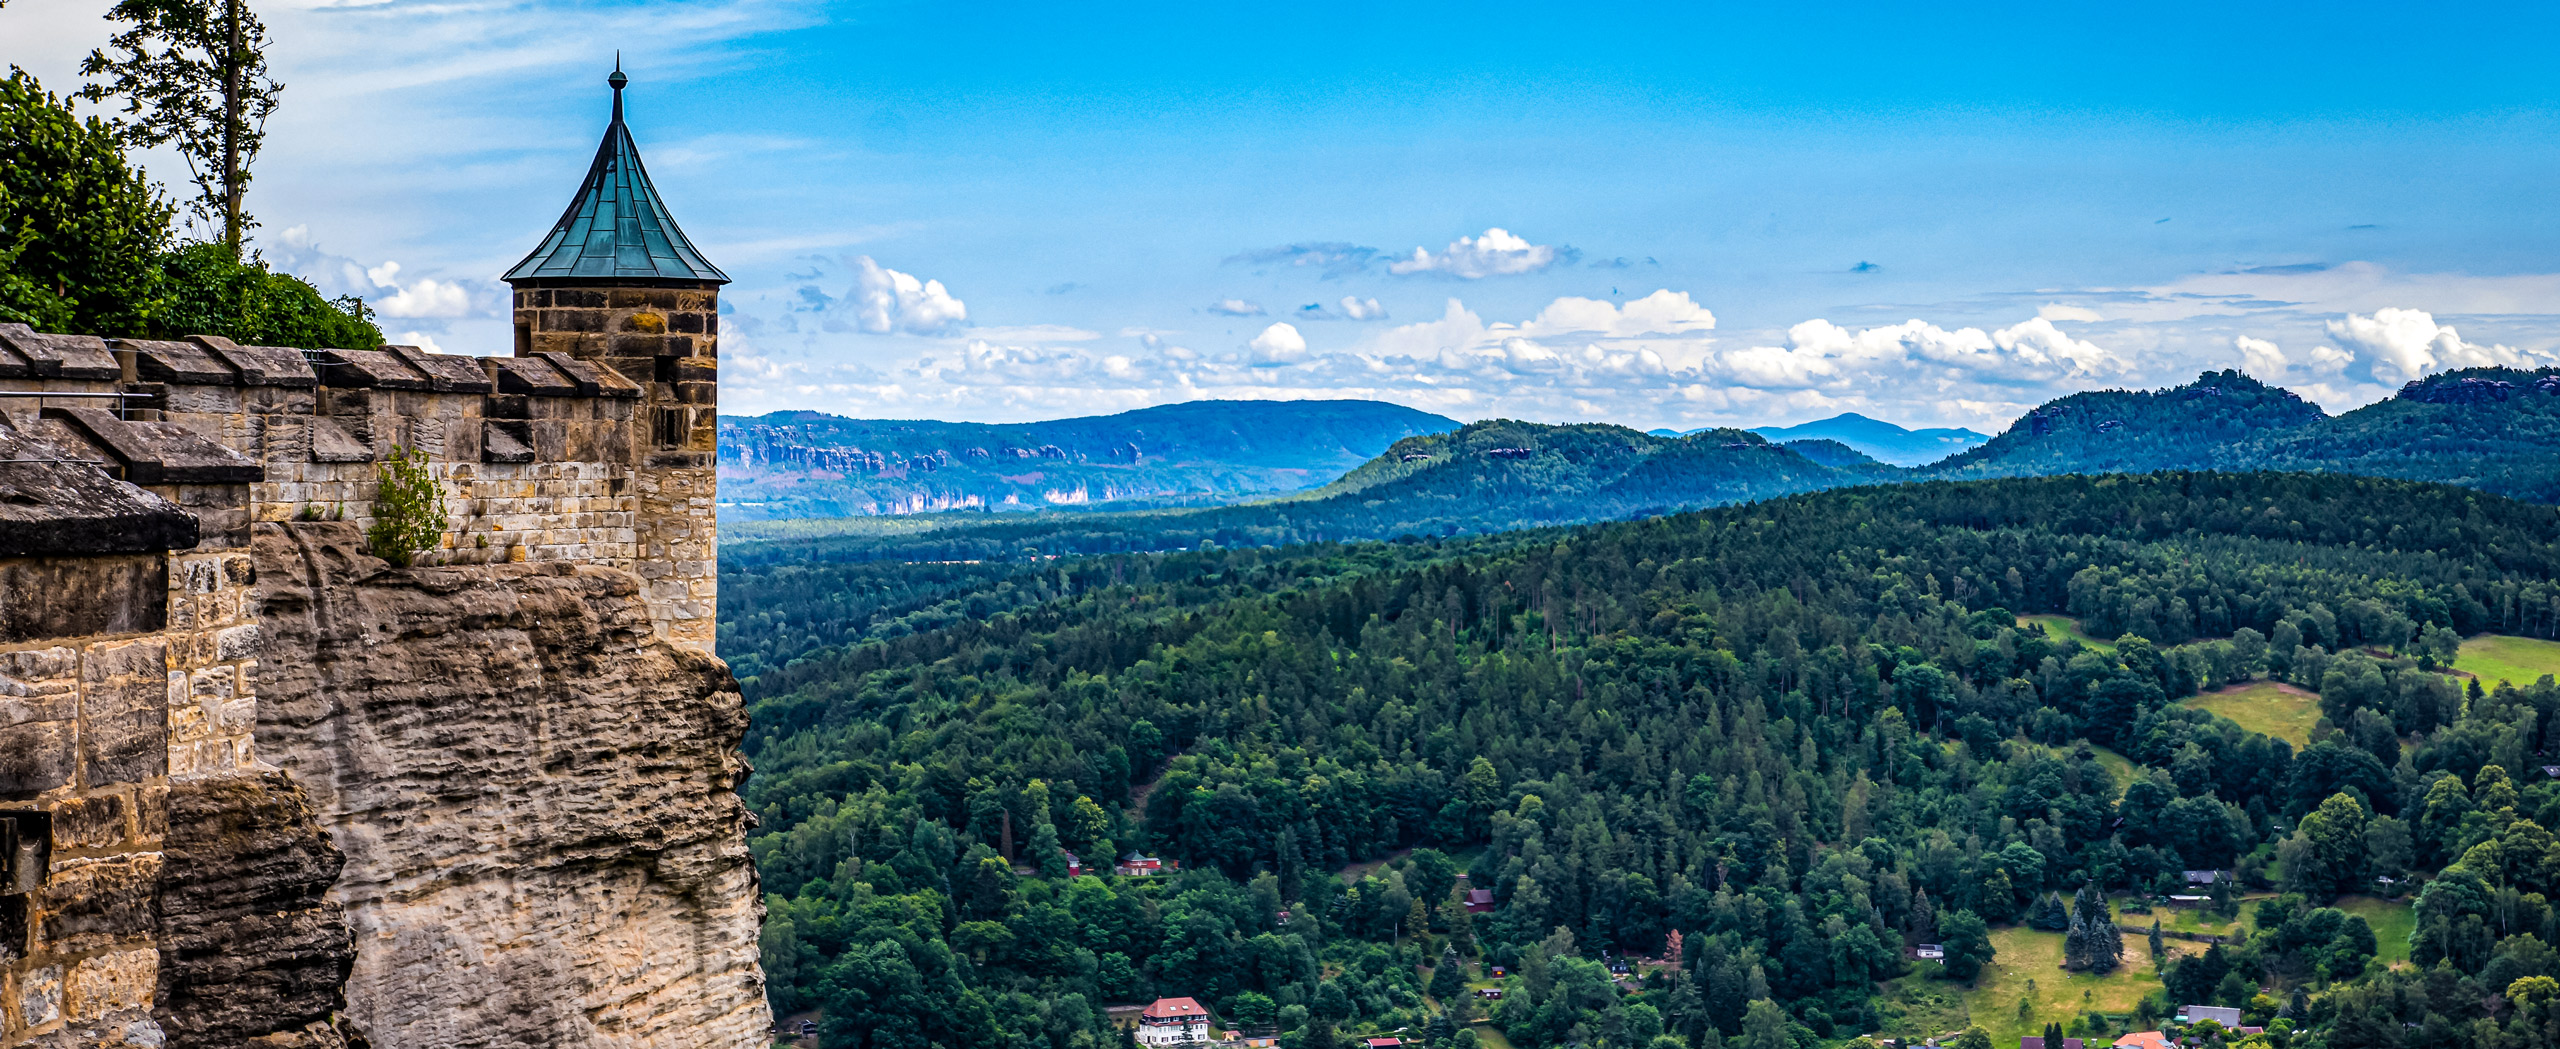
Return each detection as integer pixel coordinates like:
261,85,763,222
12,0,2560,428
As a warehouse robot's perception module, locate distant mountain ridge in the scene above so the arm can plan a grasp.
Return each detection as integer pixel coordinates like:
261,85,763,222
726,362,2560,562
718,399,1460,520
1748,412,1991,465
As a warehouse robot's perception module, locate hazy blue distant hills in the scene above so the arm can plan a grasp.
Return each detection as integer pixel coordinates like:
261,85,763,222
717,399,1459,520
1747,412,1991,466
721,365,2560,558
723,421,1873,563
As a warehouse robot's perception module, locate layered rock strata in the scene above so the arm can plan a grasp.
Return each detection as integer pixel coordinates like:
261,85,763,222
251,523,765,1048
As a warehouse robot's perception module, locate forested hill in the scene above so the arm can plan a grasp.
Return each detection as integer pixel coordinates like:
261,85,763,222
1925,371,2330,480
737,472,2560,1049
721,422,1881,572
1931,366,2560,502
718,399,1460,520
2223,367,2560,503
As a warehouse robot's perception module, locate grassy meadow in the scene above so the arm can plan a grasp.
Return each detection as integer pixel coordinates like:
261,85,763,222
2454,635,2560,691
2333,896,2417,967
1960,920,2169,1046
2019,614,2117,653
2182,681,2326,746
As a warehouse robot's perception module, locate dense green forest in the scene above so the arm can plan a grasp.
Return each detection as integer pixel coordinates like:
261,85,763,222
729,473,2560,1049
1928,369,2560,504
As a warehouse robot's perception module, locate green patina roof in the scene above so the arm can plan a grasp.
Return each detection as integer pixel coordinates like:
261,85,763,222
503,67,728,286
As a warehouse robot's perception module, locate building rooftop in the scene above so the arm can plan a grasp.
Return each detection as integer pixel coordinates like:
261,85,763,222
1144,998,1207,1019
502,62,728,286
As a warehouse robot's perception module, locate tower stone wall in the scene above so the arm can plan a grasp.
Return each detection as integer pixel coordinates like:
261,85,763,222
510,283,720,650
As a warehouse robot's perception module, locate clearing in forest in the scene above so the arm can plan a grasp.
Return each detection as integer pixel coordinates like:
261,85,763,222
1961,921,2170,1047
2182,681,2324,746
2454,635,2560,691
2333,896,2417,967
2018,614,2117,653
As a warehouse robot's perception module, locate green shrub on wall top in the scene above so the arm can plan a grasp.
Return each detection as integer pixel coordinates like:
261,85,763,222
367,446,448,567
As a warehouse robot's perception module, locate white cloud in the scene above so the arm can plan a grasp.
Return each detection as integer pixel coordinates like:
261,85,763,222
1339,296,1387,320
1210,299,1266,316
374,275,473,318
2234,334,2351,380
851,256,968,335
395,332,449,354
2037,304,2103,322
2324,307,2545,384
1388,228,1561,279
1708,315,2125,391
2235,335,2289,378
1249,322,1308,366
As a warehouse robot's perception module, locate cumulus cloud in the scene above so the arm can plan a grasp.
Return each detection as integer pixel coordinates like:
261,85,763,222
394,332,448,354
2324,307,2546,384
1389,228,1564,279
1708,315,2125,390
1248,322,1308,366
1339,296,1387,321
850,256,967,335
2037,304,2103,323
1210,299,1267,317
364,261,473,318
2234,334,2351,379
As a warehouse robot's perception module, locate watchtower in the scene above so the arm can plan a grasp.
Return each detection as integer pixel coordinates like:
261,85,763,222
503,61,725,649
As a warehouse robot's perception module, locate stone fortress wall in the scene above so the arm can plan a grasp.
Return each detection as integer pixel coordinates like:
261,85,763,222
0,319,763,1047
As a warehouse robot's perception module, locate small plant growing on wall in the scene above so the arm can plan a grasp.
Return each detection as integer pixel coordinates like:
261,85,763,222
367,445,449,567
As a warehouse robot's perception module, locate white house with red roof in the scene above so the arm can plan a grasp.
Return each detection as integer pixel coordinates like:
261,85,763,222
1137,997,1212,1046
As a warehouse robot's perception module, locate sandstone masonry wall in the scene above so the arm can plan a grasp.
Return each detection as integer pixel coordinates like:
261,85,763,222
0,322,765,1048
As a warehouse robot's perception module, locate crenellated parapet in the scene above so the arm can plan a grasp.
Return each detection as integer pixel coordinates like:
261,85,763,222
0,324,718,650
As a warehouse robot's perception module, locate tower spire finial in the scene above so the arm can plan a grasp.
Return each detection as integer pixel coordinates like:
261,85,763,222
608,53,628,123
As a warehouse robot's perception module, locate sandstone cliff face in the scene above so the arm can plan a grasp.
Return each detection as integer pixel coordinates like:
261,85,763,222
250,522,767,1048
154,770,355,1049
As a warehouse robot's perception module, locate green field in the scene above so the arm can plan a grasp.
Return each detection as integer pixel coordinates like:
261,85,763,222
2020,615,2117,653
2145,902,2250,940
2086,745,2136,802
2333,896,2416,967
1960,921,2170,1046
2183,681,2325,745
2454,635,2560,691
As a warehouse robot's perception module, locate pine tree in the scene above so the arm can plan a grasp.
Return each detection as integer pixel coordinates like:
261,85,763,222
2089,918,2124,975
2064,912,2091,971
2150,921,2166,971
1430,945,1467,1003
2028,892,2070,931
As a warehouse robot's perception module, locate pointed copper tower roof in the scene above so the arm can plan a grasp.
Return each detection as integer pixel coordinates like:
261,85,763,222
503,60,729,285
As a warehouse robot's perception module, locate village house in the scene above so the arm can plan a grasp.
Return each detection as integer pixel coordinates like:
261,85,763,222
1464,888,1496,913
2019,1037,2083,1049
2176,1005,2242,1028
1136,998,1213,1046
1118,852,1167,877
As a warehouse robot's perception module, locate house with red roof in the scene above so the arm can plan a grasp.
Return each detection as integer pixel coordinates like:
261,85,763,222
1137,998,1212,1046
2112,1033,2171,1049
